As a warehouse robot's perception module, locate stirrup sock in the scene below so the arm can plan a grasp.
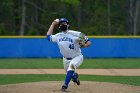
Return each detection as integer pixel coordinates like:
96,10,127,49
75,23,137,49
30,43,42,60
71,73,77,82
65,70,74,86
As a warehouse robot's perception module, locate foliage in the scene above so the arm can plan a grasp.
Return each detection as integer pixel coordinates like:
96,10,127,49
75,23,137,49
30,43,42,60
0,0,139,35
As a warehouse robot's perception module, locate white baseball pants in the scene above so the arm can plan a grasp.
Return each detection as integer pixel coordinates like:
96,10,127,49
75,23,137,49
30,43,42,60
63,55,83,72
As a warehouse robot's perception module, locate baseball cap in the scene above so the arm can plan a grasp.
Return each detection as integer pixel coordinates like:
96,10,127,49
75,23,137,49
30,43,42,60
59,18,69,25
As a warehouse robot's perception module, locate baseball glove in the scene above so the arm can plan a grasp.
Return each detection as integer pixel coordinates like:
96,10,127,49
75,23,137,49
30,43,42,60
78,33,86,47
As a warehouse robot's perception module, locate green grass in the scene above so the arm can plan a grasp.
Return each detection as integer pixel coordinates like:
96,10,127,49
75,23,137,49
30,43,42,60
0,58,139,86
0,74,140,86
0,58,63,69
0,58,140,68
81,58,140,68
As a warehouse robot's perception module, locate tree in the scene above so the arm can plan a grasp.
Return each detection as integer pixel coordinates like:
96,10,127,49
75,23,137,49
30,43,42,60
20,0,26,35
107,0,111,35
133,0,140,35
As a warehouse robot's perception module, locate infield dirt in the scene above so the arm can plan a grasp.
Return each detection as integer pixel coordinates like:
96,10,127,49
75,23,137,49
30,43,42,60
0,69,140,76
0,81,140,93
0,69,140,93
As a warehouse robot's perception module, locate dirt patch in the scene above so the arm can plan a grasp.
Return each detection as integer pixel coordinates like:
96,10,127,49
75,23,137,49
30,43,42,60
0,69,140,76
0,81,140,93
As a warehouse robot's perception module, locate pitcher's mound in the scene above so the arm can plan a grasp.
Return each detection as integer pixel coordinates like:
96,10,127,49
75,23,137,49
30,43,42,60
0,81,140,93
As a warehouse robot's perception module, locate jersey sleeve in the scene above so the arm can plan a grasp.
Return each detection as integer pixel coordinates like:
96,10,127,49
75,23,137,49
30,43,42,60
73,31,81,36
46,35,57,42
68,30,90,43
68,30,81,37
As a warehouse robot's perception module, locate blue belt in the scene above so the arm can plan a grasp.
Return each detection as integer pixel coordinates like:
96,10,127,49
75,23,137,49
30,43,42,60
65,58,72,60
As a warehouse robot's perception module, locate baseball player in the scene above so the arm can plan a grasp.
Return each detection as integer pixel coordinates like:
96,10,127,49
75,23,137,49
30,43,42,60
46,18,91,92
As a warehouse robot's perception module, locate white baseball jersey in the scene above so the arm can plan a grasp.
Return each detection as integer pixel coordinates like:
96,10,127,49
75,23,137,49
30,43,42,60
48,30,82,58
47,30,89,71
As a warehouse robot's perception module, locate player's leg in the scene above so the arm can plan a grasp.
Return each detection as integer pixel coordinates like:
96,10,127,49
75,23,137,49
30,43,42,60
63,58,70,72
69,55,83,85
62,70,75,91
72,72,80,85
61,57,71,91
61,55,83,91
68,54,83,70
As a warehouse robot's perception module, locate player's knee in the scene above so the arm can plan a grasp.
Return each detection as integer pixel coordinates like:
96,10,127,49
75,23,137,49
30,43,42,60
70,64,76,70
67,64,75,71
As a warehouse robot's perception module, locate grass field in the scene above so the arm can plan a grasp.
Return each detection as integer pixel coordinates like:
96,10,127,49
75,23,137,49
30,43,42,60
0,58,140,86
0,74,140,86
0,58,140,68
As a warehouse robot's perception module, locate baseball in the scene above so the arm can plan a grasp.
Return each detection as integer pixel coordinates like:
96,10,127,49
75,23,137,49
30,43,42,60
54,19,59,23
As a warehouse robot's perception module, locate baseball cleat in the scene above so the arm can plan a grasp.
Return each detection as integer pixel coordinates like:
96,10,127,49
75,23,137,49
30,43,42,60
61,84,67,92
72,73,80,85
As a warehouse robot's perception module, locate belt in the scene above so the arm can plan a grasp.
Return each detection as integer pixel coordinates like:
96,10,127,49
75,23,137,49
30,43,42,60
65,57,72,60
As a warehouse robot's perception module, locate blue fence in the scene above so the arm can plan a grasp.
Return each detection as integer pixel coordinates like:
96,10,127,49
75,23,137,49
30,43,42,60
0,36,140,58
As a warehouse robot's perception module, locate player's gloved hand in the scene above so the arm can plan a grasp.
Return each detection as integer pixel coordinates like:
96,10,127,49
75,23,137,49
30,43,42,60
78,33,86,47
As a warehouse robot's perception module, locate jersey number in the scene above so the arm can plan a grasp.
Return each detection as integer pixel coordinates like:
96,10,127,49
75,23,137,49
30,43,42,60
69,44,74,49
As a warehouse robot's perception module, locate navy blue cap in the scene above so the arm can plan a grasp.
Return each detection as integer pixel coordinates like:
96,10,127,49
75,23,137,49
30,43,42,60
59,18,69,25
